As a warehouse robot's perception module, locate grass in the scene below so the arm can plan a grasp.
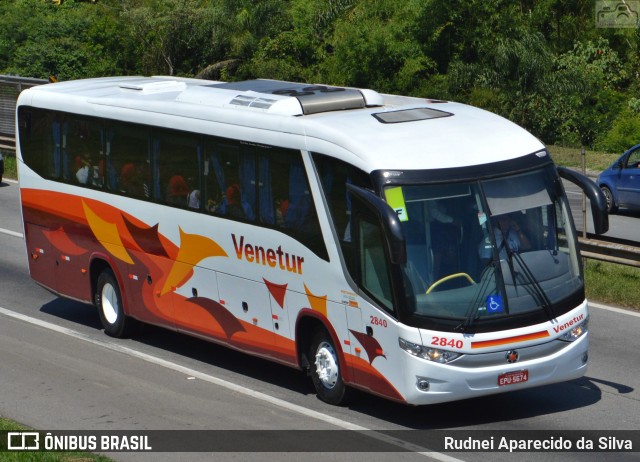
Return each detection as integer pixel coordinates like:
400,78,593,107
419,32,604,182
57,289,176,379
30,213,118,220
0,418,112,461
547,145,620,173
584,260,640,311
2,150,17,179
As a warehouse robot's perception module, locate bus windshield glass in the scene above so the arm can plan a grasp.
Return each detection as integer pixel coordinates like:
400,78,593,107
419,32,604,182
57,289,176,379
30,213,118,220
387,165,582,328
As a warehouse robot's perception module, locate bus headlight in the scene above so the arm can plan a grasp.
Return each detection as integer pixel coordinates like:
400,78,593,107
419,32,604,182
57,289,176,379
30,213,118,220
398,338,461,364
558,317,588,342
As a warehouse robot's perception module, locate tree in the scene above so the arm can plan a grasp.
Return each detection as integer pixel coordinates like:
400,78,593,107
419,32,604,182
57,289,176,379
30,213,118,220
0,0,122,80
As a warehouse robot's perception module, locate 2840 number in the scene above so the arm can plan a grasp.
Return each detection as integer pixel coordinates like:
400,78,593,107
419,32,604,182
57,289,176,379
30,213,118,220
431,336,464,349
369,316,388,328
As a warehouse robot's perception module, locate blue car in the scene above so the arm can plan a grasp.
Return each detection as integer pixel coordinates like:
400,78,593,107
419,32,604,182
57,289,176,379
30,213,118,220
0,152,4,183
597,144,640,213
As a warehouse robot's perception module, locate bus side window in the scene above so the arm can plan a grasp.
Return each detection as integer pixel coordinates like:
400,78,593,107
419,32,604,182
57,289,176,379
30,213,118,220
154,129,200,208
107,122,150,199
264,149,327,259
64,116,104,188
203,140,255,221
18,107,61,179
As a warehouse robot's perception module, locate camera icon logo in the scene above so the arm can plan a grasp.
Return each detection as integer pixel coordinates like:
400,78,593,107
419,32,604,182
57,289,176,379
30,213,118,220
596,1,639,28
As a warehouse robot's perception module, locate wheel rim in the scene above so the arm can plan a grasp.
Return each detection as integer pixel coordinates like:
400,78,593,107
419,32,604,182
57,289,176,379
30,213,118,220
314,341,339,389
602,187,612,210
101,283,119,325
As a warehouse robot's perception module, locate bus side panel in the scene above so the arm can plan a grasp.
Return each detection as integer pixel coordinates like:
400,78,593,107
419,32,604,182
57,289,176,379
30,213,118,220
23,221,57,292
173,268,298,365
346,301,406,403
21,200,92,302
54,221,94,302
121,248,175,327
216,273,275,354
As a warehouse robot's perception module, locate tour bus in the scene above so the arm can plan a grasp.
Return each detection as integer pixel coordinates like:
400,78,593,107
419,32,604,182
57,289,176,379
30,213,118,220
16,76,608,406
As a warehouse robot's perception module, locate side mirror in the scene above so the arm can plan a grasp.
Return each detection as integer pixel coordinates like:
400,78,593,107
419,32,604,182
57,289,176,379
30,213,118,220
557,167,609,235
346,184,406,265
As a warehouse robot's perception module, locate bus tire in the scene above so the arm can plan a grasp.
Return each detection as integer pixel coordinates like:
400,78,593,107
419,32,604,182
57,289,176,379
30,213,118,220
309,328,350,405
95,269,135,338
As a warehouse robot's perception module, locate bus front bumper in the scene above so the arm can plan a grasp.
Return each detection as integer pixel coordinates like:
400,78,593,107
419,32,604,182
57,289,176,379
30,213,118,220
400,333,588,406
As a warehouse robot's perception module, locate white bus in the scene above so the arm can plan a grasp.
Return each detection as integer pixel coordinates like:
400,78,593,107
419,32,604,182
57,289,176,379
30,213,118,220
16,76,607,405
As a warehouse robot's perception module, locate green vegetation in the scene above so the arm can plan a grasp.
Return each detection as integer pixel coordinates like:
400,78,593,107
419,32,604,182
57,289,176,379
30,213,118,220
547,145,621,173
0,417,112,461
585,261,640,311
2,151,17,179
1,0,640,153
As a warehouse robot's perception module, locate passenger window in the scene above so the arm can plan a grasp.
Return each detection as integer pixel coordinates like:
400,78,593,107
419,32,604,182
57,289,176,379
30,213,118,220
203,138,327,259
203,140,256,221
262,148,326,259
18,107,59,179
64,116,104,187
107,122,150,199
154,129,200,208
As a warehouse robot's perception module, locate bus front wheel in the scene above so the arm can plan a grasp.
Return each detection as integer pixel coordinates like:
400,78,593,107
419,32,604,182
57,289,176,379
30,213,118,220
95,269,135,338
309,328,350,405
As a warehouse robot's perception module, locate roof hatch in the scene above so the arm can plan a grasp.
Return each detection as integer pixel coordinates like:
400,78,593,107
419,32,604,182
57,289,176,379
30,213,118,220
372,107,453,124
119,80,187,94
200,79,383,116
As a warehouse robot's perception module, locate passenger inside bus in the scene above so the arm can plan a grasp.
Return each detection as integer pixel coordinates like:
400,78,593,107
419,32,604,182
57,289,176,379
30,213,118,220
75,153,92,184
479,212,532,260
75,152,103,186
119,162,149,198
187,177,200,209
166,175,189,206
495,213,532,254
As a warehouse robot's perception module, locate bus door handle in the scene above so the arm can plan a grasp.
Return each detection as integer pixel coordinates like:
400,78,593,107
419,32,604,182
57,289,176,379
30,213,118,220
366,326,373,336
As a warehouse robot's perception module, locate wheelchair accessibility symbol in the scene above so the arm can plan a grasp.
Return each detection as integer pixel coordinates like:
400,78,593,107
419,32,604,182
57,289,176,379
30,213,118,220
486,295,504,313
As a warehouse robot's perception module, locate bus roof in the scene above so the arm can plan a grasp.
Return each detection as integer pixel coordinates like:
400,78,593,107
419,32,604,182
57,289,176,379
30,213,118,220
18,76,545,173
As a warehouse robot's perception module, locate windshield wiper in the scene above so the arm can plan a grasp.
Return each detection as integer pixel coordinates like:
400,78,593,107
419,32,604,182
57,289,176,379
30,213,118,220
509,249,556,321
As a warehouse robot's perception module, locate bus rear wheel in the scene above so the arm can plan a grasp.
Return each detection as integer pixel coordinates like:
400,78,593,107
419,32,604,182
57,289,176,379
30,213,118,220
309,328,350,405
95,269,135,338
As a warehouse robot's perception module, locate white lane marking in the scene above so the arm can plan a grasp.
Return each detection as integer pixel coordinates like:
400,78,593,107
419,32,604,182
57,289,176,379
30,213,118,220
0,306,462,462
1,179,23,238
589,301,640,318
0,227,23,238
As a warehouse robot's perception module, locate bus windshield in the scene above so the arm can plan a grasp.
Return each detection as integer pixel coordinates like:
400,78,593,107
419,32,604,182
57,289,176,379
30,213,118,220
388,165,582,330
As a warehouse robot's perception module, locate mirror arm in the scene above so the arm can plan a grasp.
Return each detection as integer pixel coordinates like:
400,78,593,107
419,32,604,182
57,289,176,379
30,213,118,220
557,167,609,235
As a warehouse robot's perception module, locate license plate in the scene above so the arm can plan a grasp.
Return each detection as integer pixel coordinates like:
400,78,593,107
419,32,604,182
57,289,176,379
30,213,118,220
498,370,529,386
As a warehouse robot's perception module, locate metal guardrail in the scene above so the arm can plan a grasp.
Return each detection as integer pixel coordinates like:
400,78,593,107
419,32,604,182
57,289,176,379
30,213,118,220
579,234,640,268
0,135,15,151
0,75,48,149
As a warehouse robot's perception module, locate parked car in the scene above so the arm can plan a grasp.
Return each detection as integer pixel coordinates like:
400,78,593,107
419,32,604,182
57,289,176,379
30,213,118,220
597,144,640,213
0,152,4,183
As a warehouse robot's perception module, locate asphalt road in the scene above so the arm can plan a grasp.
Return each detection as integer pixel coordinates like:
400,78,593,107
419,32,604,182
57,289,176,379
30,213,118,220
562,178,639,242
0,179,639,462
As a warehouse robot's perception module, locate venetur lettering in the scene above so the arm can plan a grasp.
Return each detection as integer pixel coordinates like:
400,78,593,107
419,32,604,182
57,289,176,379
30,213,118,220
553,313,585,333
232,234,304,274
